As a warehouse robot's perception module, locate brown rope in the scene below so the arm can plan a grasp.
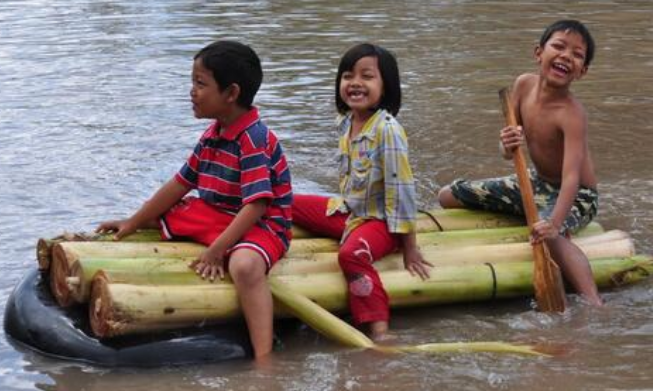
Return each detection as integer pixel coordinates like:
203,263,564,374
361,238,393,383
417,209,444,232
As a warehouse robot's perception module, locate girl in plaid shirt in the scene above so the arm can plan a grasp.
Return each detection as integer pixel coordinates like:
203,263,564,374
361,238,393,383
293,43,432,341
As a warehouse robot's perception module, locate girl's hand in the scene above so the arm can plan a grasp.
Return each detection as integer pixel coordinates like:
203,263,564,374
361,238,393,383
530,219,560,244
499,125,524,155
95,219,137,241
403,247,433,280
190,245,227,282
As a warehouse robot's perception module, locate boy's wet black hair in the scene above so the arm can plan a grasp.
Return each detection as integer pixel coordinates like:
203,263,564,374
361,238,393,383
194,41,262,108
335,43,401,116
540,20,595,67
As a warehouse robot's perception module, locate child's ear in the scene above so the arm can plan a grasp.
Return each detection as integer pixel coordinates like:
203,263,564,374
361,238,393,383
534,45,543,64
577,65,589,80
226,84,241,103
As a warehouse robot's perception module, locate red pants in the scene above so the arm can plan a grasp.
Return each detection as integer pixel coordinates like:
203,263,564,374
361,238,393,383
292,194,399,324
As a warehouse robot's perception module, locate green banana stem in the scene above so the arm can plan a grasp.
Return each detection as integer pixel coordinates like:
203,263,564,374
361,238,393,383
268,277,548,356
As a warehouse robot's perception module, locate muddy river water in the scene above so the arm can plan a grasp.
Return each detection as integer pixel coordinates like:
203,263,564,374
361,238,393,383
1,1,652,390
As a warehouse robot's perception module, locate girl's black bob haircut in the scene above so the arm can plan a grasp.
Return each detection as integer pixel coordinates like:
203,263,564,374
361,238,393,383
335,43,401,116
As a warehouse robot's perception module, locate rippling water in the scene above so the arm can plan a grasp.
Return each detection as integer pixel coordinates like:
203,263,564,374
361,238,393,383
1,1,652,390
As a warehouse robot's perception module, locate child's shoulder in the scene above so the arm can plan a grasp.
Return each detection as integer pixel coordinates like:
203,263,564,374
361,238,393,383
374,110,407,142
241,117,278,148
513,73,538,95
378,109,399,124
514,73,586,116
379,110,404,132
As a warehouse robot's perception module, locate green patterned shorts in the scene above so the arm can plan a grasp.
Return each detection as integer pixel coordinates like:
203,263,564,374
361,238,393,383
449,171,598,235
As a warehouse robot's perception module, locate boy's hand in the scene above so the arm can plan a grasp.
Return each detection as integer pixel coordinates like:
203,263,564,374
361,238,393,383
499,125,524,156
190,245,227,281
530,219,560,244
95,219,137,241
403,247,433,280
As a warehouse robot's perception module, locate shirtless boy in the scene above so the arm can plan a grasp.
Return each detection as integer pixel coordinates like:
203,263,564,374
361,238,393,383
438,20,602,306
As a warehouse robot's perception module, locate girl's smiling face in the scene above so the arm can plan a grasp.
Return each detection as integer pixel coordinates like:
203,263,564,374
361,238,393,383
339,55,384,118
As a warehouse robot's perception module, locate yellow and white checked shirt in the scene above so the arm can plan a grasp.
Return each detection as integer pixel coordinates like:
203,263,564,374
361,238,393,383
327,109,417,239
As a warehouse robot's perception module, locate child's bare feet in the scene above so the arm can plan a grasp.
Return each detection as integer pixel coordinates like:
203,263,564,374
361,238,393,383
372,333,398,345
582,294,604,306
253,351,274,371
369,321,396,343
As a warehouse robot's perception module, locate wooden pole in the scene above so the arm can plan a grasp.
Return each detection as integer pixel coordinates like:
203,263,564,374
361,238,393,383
498,88,567,312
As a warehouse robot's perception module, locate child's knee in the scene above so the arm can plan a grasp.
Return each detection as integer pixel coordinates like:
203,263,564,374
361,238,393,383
338,244,374,272
229,252,267,285
437,186,460,208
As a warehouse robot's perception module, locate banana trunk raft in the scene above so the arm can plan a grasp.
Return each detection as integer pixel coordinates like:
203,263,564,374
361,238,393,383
4,209,651,367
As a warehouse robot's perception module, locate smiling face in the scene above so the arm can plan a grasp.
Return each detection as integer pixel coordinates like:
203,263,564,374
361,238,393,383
338,55,384,119
535,30,589,87
190,58,233,120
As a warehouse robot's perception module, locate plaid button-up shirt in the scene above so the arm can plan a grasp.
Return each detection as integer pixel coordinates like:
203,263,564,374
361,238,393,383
327,109,417,239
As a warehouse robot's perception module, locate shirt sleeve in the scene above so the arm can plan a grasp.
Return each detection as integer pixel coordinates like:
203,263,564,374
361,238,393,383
175,125,216,189
175,140,203,189
380,120,417,233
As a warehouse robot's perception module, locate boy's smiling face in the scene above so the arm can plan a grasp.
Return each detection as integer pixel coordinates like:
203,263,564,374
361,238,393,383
535,30,589,87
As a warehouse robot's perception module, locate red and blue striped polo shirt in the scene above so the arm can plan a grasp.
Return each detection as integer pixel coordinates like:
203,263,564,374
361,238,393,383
175,107,293,249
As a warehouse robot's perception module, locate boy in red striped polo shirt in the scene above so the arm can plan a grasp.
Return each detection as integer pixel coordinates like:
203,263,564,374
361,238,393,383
97,41,293,359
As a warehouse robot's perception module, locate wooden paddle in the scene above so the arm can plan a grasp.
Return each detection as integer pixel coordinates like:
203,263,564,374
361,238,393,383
498,88,567,312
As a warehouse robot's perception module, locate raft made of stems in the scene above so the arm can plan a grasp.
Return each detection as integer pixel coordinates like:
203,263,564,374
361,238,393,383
58,230,630,307
48,222,605,307
38,208,527,270
88,255,653,338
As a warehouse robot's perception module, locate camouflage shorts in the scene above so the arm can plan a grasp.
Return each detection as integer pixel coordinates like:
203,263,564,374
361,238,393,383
449,171,598,235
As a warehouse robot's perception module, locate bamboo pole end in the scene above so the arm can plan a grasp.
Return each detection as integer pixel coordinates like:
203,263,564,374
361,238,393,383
36,239,52,271
49,244,75,307
89,271,114,338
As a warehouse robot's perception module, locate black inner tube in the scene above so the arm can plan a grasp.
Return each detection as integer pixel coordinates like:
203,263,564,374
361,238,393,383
4,268,254,367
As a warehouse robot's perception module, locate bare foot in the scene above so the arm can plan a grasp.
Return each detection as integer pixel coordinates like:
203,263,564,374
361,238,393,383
583,294,604,306
369,321,396,343
253,351,274,371
372,332,398,345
